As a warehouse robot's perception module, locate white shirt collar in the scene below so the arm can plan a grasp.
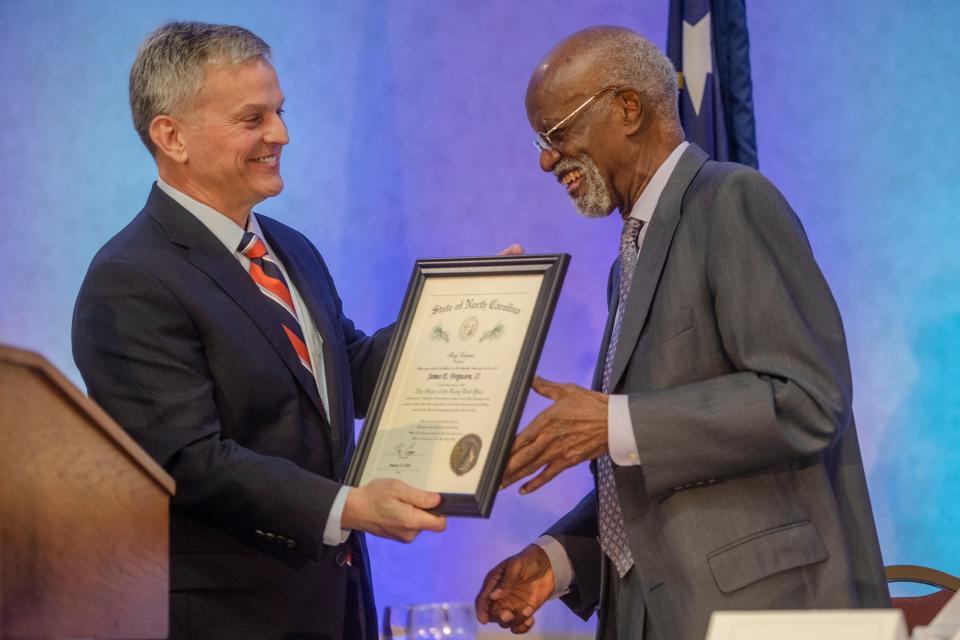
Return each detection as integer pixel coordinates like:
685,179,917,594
156,178,262,253
626,141,689,223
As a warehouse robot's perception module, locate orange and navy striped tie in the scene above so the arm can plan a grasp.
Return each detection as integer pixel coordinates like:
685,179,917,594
238,232,314,375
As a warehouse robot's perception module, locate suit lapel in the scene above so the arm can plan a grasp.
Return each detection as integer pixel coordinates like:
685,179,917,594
591,260,621,391
607,145,709,391
258,219,347,469
145,186,329,424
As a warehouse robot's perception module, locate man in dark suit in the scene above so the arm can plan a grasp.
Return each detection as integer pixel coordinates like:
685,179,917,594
73,21,445,640
475,26,890,640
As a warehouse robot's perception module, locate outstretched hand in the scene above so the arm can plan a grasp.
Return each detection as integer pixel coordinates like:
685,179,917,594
475,544,556,634
501,376,608,494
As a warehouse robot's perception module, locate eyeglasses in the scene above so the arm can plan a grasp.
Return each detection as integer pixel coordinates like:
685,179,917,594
533,85,620,153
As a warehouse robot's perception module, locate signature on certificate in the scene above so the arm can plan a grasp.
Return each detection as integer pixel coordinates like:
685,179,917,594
393,443,417,459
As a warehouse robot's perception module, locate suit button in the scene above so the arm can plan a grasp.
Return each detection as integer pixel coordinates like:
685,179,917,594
265,533,275,542
277,535,286,544
255,529,264,537
335,551,346,567
287,539,297,549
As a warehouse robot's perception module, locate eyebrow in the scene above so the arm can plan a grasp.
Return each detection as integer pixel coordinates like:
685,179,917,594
535,113,556,133
235,98,286,114
538,114,563,134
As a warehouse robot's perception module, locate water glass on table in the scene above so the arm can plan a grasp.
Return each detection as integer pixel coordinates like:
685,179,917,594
383,602,477,639
383,604,412,639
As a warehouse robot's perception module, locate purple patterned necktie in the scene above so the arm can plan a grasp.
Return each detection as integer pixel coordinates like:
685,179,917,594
598,216,643,578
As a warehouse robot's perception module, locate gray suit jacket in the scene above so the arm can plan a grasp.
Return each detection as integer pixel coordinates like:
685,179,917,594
547,145,889,640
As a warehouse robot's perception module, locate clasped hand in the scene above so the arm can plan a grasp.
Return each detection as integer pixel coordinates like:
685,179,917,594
474,378,606,632
475,544,556,634
500,376,609,495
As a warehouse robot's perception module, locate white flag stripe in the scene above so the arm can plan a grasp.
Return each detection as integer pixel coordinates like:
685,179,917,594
682,13,712,117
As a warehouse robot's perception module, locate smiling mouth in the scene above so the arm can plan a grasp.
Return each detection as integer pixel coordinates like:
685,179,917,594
558,168,583,193
250,154,279,164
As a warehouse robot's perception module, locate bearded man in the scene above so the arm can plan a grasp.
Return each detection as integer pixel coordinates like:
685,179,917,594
475,26,889,640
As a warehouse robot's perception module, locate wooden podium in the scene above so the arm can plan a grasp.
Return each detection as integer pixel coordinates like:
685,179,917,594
0,345,175,639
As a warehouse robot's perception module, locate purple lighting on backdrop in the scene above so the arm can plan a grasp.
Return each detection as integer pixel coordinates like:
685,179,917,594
1,1,959,636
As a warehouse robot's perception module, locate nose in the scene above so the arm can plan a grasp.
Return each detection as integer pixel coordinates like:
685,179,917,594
539,147,561,172
266,111,289,146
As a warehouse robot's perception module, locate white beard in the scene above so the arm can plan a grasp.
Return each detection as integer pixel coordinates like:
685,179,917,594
554,153,615,218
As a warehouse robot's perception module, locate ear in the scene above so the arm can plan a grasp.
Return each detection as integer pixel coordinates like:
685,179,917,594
615,89,644,135
148,115,189,164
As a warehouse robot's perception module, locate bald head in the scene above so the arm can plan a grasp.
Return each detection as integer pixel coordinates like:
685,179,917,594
525,27,685,218
526,26,680,134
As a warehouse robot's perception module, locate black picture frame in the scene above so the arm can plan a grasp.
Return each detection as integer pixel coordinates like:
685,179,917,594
345,253,569,517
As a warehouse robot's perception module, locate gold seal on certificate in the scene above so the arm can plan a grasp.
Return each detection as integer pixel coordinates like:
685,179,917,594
345,254,569,517
458,316,480,341
450,434,482,476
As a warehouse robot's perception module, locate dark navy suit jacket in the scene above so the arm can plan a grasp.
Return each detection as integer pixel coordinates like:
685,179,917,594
73,184,390,639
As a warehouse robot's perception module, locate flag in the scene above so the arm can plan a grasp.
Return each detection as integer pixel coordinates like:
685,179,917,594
667,0,758,168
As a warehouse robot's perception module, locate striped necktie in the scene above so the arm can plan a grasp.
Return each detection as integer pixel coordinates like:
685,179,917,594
597,216,643,578
237,231,314,376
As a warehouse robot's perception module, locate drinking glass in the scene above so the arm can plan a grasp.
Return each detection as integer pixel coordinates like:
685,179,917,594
406,602,477,639
383,604,412,639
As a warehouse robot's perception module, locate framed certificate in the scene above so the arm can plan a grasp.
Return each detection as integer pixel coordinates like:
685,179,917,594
345,254,569,517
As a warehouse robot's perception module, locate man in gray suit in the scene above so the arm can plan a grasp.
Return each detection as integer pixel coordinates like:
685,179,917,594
475,26,890,640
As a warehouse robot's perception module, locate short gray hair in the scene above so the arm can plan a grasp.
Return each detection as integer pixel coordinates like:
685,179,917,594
586,27,679,123
129,21,271,153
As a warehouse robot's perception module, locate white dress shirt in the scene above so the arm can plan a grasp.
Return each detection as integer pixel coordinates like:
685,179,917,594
156,179,351,545
537,141,690,596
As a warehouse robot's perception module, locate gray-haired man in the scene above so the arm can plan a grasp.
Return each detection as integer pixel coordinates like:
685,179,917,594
74,21,444,639
476,25,889,640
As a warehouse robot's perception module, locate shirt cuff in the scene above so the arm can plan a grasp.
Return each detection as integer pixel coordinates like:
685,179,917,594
323,485,353,546
535,535,574,598
608,394,641,466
